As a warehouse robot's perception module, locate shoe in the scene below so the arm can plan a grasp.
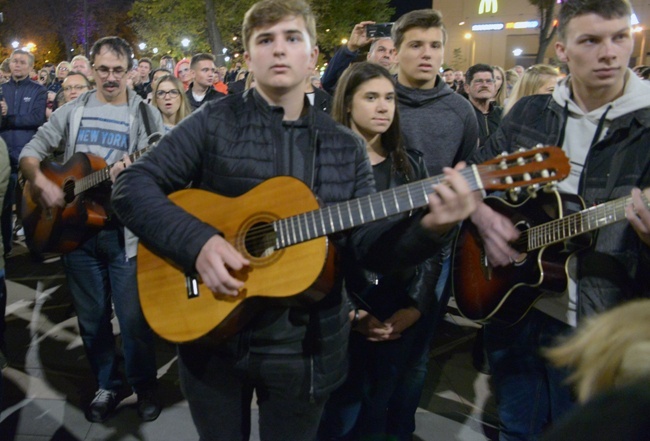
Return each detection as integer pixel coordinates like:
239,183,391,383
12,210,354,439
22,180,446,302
85,389,118,422
137,389,162,421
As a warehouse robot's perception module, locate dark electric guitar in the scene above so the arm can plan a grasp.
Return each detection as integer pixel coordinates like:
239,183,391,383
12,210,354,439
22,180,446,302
20,147,152,256
135,147,569,343
452,189,649,325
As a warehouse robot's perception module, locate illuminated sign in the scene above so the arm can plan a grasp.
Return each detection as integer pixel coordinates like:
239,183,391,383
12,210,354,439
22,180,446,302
479,0,498,14
505,20,540,29
472,23,505,31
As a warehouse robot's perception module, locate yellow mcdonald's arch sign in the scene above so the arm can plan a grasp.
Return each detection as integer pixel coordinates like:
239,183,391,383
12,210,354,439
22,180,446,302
479,0,498,14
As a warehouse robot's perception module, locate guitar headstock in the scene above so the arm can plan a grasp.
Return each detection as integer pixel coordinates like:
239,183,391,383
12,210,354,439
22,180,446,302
477,146,569,193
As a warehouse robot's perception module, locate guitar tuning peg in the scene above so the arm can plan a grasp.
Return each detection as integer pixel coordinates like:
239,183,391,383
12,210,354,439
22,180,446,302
508,186,522,202
543,181,558,193
517,157,526,166
527,184,540,197
535,153,544,162
504,176,514,185
540,169,550,178
523,172,532,181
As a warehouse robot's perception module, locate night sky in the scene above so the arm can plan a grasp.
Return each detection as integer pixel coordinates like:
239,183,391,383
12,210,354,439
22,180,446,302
389,0,433,21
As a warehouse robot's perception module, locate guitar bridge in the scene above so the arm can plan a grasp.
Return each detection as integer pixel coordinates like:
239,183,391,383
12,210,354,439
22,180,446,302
186,275,200,298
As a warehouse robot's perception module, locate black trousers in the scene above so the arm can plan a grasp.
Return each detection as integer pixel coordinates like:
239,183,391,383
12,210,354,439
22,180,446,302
178,343,327,441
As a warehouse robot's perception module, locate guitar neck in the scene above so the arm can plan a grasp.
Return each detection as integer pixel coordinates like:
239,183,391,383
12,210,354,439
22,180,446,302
74,147,150,196
524,195,634,250
274,166,483,249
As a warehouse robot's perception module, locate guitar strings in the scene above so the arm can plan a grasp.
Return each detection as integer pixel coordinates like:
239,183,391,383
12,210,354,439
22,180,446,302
514,196,631,251
242,155,556,249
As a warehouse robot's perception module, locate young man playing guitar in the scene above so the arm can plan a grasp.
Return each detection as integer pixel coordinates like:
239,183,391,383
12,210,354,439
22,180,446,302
19,37,164,423
111,1,476,439
469,0,650,439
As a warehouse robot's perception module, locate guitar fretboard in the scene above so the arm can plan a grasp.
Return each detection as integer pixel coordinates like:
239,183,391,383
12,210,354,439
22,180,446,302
73,147,151,196
273,166,481,249
524,195,640,250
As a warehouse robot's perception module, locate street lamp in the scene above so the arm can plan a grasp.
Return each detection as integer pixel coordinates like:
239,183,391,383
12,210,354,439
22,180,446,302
11,40,19,49
181,38,191,48
139,42,147,51
153,47,159,54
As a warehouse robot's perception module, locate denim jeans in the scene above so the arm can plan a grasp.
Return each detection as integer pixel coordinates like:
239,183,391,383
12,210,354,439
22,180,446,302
484,309,575,441
62,228,157,393
384,253,451,440
178,343,326,441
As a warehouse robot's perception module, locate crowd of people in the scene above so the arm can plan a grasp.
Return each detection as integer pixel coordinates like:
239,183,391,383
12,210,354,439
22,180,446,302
1,0,650,440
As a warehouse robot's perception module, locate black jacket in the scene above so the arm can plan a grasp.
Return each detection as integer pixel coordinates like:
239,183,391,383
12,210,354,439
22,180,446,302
471,100,502,147
471,94,650,319
113,88,448,398
345,149,440,318
186,83,226,110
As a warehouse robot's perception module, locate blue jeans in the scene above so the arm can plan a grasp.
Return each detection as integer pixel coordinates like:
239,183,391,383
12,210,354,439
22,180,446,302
62,228,157,393
385,253,450,440
484,309,575,441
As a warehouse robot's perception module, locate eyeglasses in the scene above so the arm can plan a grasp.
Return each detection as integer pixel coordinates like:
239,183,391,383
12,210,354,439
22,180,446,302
63,85,89,92
472,79,495,85
93,65,127,79
58,67,69,72
156,89,181,98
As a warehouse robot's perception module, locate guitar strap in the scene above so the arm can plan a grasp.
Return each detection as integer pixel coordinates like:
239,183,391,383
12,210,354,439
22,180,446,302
139,101,153,139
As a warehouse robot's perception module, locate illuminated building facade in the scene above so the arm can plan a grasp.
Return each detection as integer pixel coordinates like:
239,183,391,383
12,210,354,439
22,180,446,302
429,0,650,71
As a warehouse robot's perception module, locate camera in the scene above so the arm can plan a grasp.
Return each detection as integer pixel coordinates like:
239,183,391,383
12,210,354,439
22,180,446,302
366,23,394,39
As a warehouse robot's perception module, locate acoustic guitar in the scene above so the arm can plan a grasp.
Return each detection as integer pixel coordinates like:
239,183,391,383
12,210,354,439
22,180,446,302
452,188,650,325
136,146,569,343
20,147,152,256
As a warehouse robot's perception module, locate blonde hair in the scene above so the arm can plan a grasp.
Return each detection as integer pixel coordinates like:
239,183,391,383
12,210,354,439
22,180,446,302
242,0,316,52
151,74,192,126
491,65,506,107
503,64,559,115
546,299,650,403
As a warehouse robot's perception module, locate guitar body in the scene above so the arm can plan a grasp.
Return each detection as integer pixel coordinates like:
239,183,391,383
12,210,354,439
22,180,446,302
21,152,109,256
137,176,335,343
452,190,591,325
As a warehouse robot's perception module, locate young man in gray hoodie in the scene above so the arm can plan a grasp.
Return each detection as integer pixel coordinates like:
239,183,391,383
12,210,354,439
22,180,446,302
382,9,480,440
470,0,650,439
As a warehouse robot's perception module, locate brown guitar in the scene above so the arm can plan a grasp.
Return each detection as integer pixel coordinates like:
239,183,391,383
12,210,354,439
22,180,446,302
136,146,569,343
452,189,649,325
20,148,152,256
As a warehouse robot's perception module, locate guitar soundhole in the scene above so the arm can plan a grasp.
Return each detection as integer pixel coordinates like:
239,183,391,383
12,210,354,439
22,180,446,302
63,179,76,204
244,222,276,258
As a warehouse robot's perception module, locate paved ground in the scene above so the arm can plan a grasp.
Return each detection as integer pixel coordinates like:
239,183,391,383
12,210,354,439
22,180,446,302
1,235,498,441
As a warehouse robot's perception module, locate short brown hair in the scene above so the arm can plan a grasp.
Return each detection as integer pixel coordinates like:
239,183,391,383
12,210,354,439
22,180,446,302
190,53,215,70
242,0,316,52
391,9,447,50
558,0,632,41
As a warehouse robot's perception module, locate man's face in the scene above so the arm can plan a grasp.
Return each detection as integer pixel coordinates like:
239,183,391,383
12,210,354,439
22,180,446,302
138,61,152,81
62,75,90,102
10,53,32,81
244,16,318,96
454,70,464,82
556,13,633,97
92,47,129,104
465,71,495,103
368,38,396,69
442,70,454,85
193,60,216,88
218,66,227,81
71,60,92,78
396,27,445,89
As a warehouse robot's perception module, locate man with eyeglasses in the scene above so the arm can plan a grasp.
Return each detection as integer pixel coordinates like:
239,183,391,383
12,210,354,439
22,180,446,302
19,36,164,424
464,63,503,147
186,53,225,111
61,72,92,104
